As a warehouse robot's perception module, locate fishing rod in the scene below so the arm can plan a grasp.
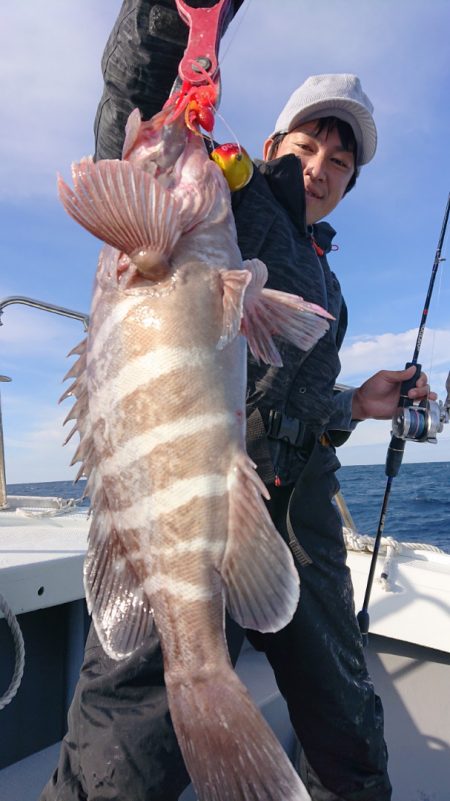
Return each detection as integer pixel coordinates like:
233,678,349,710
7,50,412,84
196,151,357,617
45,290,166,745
357,192,450,644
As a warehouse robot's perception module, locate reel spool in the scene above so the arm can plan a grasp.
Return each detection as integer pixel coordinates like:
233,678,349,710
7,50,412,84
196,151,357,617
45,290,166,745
391,373,450,444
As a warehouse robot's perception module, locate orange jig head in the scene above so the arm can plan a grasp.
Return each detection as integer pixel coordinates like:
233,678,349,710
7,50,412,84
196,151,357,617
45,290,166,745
164,65,218,134
185,85,217,133
210,143,254,191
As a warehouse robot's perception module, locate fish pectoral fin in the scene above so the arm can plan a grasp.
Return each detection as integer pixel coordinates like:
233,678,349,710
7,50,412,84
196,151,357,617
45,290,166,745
241,258,334,366
217,268,252,348
84,502,154,660
57,158,182,268
219,453,300,633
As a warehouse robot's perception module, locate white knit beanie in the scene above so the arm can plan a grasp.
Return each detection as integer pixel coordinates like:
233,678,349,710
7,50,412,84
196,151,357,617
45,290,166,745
271,74,377,166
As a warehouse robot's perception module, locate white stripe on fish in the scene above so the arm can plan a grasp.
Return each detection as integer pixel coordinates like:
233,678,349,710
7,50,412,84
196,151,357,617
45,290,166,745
149,538,225,558
89,294,149,356
144,574,216,602
91,346,213,407
116,474,228,526
99,412,235,477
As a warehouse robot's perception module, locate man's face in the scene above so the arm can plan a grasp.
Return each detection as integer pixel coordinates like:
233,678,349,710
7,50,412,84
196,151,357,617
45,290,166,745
263,120,355,225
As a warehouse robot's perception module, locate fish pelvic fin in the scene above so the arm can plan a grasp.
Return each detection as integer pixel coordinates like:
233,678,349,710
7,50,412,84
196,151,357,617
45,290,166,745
57,158,182,270
219,453,300,633
167,665,311,801
84,496,154,660
241,258,333,366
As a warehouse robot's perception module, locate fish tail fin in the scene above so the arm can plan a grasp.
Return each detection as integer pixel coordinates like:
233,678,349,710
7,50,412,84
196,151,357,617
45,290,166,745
241,258,334,366
57,158,181,263
167,665,310,801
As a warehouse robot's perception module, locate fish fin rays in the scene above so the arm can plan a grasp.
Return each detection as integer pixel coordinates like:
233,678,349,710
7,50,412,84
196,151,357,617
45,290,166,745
84,502,154,660
241,258,333,366
60,337,94,483
57,158,182,260
220,454,300,633
167,666,311,801
217,268,252,348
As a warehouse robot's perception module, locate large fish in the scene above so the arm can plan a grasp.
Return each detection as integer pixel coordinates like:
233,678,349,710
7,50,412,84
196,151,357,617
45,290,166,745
58,105,332,801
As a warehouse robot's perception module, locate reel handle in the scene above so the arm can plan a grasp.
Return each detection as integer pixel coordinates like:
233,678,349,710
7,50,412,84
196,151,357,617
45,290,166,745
385,362,421,477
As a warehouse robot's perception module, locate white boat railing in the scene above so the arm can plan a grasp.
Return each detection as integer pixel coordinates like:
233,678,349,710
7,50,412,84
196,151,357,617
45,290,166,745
0,296,89,510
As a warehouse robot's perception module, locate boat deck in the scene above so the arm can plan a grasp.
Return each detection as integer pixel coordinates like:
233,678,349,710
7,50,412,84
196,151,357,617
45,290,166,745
1,498,449,800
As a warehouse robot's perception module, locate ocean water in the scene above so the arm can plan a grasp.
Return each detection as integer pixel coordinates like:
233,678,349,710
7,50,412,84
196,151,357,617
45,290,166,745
6,461,450,554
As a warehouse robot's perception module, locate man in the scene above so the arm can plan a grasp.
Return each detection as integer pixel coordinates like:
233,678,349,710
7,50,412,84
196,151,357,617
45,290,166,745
40,3,434,800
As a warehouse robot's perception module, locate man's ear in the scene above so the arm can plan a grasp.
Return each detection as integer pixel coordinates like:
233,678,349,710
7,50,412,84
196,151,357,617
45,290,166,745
262,137,274,160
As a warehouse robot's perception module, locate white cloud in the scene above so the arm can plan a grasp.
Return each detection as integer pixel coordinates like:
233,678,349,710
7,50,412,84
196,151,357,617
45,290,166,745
1,305,86,351
339,327,450,390
337,325,450,464
1,2,121,199
3,401,81,484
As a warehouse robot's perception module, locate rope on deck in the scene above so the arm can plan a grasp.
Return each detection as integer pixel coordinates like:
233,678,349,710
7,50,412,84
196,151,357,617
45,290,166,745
343,527,446,592
0,592,25,710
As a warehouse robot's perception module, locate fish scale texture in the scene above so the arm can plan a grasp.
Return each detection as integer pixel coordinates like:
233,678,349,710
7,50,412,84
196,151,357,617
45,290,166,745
57,105,331,801
167,668,311,801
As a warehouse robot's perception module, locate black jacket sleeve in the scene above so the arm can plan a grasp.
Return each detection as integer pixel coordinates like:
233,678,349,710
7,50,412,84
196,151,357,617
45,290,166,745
94,0,244,161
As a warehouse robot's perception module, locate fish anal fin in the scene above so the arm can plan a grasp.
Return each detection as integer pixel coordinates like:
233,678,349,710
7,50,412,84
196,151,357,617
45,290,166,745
242,258,333,366
219,453,300,632
84,502,154,660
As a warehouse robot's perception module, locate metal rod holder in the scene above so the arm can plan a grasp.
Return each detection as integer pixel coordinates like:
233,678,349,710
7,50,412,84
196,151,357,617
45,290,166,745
0,376,12,510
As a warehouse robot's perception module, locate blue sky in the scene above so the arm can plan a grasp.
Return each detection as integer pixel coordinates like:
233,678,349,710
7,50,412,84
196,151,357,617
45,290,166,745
1,0,450,483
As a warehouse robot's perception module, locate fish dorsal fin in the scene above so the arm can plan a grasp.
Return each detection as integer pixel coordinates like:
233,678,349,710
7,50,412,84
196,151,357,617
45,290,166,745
219,454,300,632
84,499,154,660
60,338,94,484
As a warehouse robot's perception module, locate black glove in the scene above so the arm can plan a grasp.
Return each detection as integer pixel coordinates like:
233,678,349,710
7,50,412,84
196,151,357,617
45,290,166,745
94,0,244,161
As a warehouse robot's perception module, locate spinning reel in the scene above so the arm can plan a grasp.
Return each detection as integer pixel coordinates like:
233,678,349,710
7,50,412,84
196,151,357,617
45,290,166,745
392,372,450,444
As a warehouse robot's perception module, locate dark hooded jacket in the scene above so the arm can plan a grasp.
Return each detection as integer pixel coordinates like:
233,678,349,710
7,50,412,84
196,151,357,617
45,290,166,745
232,155,352,483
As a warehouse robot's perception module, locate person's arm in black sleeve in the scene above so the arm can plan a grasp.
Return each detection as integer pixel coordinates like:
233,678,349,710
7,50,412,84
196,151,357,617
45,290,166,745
94,0,244,161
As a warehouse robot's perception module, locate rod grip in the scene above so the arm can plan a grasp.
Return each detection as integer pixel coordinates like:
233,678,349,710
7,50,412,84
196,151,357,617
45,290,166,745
357,609,369,646
398,361,422,400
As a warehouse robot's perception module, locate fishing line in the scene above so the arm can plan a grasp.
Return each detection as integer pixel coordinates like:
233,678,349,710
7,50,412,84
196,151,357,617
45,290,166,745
417,242,446,412
213,108,243,149
427,251,447,385
357,192,450,645
218,0,254,66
